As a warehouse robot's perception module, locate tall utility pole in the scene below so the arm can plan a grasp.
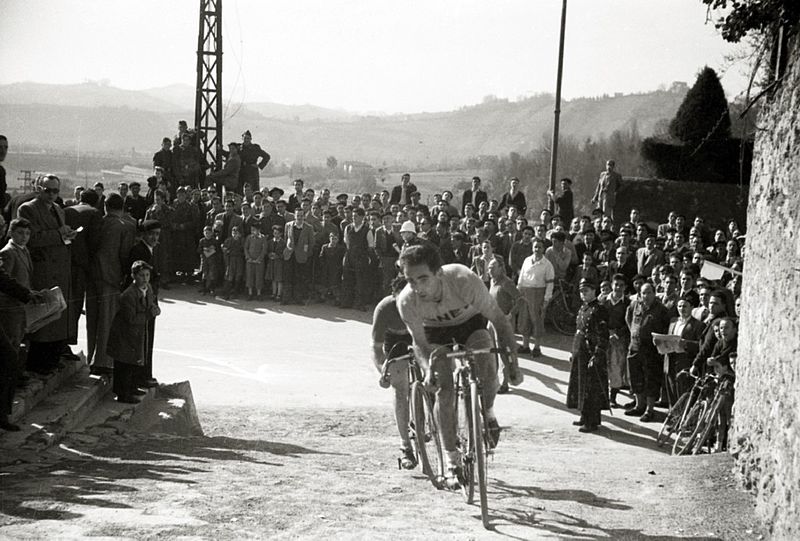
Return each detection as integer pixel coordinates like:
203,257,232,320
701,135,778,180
548,0,568,193
195,0,223,170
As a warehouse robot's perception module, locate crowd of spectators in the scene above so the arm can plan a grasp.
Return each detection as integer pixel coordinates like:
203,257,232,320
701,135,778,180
0,127,743,428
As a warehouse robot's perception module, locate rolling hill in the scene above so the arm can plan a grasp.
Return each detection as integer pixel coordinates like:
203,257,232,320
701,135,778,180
0,82,688,166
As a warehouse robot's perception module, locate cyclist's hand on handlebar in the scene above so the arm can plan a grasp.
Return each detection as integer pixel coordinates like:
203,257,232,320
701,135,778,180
690,365,699,378
378,374,391,389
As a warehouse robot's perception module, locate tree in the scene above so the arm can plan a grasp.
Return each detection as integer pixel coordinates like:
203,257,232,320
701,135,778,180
669,66,731,145
326,156,338,170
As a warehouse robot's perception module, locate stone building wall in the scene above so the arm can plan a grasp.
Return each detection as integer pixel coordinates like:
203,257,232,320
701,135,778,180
732,34,800,538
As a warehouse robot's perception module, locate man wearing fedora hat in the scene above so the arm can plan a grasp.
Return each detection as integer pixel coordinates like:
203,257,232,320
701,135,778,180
566,278,610,432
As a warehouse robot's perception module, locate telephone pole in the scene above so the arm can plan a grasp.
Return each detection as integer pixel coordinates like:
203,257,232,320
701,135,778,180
195,0,223,170
548,0,568,193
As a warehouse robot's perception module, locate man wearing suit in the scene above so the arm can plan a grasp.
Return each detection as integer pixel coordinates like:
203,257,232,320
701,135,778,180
18,175,76,374
127,220,162,387
665,297,704,403
214,199,244,244
461,176,488,216
498,177,527,216
64,188,102,355
282,210,315,304
636,232,665,279
388,173,417,206
86,193,135,376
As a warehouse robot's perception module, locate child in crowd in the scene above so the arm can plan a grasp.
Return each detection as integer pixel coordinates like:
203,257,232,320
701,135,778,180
244,223,267,300
319,231,346,304
0,218,33,381
198,225,223,296
574,252,600,294
107,260,160,403
265,224,286,301
222,225,245,299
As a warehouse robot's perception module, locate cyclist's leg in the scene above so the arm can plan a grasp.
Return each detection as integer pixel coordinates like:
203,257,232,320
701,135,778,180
431,353,457,459
386,357,411,450
466,328,499,411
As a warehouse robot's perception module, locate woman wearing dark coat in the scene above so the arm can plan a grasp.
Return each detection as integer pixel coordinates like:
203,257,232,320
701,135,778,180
567,278,610,432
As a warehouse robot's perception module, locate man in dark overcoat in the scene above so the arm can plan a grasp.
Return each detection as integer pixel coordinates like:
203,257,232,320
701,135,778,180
18,175,75,373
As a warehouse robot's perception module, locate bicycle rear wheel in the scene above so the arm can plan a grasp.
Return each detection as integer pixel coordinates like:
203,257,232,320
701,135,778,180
656,391,690,447
471,381,489,528
455,385,475,504
672,400,707,456
410,381,444,487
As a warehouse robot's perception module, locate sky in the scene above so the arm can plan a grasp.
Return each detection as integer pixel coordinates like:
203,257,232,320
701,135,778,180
1,0,753,114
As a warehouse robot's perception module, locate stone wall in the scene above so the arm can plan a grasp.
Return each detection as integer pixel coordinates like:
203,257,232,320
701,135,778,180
732,33,800,538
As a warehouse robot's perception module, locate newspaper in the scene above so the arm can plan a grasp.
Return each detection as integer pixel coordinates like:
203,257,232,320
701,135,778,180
652,333,684,355
24,286,67,333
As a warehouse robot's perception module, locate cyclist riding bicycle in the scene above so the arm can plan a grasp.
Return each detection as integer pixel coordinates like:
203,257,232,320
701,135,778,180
395,243,523,488
371,277,417,470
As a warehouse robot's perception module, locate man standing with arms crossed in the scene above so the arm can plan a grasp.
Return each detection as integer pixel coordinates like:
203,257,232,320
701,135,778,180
396,243,522,489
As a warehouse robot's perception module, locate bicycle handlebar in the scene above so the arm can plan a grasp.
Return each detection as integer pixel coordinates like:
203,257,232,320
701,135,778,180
379,353,415,387
442,347,507,359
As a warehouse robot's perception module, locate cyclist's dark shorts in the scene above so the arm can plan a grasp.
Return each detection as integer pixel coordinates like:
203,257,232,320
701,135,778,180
383,331,411,357
423,313,488,347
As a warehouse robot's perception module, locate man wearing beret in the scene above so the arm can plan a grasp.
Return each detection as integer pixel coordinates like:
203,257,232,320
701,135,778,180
566,278,610,432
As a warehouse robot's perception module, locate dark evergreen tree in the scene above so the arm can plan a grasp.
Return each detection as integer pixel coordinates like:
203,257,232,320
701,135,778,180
669,66,731,145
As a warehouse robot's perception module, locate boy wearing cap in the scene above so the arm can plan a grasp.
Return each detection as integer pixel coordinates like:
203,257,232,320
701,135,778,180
566,278,610,432
107,260,160,403
128,219,162,388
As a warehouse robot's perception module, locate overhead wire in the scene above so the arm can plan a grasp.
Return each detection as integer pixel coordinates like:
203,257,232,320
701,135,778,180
222,0,246,123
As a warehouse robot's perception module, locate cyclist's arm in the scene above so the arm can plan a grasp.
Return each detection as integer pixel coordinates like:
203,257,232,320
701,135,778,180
371,297,391,373
484,300,517,356
405,318,434,375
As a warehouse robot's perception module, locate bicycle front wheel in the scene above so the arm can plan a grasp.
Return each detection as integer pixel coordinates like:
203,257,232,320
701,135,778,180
691,393,724,455
471,381,489,528
455,385,475,504
411,381,444,487
656,391,690,447
672,400,707,456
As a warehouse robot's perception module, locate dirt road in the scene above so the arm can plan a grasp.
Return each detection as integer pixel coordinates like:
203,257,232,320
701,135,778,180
0,286,764,539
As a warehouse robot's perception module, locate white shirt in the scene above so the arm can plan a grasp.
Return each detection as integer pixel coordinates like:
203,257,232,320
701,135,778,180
517,255,555,299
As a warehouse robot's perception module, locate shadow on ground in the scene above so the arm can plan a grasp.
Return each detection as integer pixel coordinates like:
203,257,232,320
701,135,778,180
0,434,338,522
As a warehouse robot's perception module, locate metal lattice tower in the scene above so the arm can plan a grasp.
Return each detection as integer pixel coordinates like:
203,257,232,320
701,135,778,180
194,0,223,170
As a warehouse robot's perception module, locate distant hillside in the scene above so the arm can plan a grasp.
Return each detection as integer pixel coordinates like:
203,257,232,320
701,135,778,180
0,82,689,166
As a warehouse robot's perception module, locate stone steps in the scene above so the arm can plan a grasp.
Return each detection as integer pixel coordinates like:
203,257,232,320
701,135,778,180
9,352,87,424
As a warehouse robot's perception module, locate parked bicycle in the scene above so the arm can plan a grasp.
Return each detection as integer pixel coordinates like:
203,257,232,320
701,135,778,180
380,343,444,487
671,372,719,455
546,278,578,336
